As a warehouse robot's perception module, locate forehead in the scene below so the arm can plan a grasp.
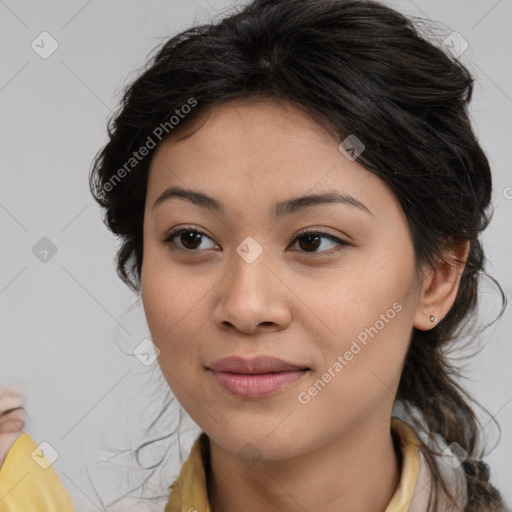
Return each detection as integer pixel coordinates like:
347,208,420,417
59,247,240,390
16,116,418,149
145,98,398,223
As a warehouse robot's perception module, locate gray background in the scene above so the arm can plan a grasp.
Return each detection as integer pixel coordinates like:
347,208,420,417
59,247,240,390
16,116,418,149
1,0,511,510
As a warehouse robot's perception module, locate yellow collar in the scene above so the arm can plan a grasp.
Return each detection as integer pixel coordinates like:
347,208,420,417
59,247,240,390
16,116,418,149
164,417,436,512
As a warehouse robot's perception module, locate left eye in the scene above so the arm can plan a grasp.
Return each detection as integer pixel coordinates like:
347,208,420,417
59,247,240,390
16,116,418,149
289,230,349,254
162,228,349,255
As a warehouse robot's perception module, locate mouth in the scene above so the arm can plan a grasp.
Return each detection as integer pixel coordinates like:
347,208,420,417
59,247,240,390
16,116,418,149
210,368,311,375
207,355,310,374
206,367,310,398
206,355,311,398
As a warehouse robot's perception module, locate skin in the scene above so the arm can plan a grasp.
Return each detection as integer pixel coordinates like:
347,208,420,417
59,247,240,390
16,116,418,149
0,388,26,468
141,98,469,512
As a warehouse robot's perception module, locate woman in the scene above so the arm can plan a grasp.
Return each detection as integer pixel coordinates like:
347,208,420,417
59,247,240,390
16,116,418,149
0,0,508,510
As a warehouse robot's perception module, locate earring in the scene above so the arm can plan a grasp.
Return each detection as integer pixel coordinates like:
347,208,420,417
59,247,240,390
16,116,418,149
429,315,437,323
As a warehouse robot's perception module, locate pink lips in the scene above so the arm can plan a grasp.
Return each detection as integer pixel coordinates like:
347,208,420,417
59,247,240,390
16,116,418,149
207,355,309,398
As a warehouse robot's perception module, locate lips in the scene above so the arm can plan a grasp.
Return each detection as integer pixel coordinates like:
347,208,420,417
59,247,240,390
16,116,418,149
206,355,310,398
206,355,310,374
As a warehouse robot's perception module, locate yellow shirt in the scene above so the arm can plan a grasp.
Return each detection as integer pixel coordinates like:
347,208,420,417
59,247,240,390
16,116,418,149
0,432,75,511
0,418,467,511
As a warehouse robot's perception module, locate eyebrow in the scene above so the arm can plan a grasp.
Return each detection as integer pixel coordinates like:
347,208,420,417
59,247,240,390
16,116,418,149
152,186,372,218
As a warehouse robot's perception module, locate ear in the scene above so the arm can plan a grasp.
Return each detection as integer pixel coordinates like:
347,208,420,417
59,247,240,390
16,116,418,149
413,239,470,331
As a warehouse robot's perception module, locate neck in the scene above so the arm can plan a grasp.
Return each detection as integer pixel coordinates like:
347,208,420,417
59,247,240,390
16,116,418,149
206,414,402,512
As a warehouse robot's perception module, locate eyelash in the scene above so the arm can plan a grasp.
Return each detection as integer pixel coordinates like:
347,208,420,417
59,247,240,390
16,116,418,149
161,227,349,256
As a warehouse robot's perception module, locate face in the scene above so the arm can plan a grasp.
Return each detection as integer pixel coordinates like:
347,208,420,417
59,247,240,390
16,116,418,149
141,98,424,460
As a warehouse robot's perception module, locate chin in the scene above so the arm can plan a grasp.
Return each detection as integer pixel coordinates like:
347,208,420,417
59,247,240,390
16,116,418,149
209,425,311,463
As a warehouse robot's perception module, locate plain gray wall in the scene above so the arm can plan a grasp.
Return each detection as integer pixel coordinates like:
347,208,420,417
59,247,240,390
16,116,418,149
1,0,511,510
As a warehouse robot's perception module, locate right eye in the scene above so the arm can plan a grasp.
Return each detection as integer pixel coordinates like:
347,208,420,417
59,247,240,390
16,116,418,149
163,227,219,252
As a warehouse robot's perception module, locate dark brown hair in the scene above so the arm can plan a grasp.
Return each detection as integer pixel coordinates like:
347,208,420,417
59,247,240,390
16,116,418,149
89,0,508,509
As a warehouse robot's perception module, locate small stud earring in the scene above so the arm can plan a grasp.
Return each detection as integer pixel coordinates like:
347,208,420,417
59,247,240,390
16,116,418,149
430,315,437,323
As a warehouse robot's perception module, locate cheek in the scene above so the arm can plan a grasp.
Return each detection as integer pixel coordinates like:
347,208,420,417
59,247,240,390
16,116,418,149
294,297,412,434
299,243,417,391
141,268,212,420
297,256,413,346
140,254,208,372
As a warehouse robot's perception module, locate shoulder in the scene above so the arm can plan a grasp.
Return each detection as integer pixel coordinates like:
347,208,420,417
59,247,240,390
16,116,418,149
0,432,75,510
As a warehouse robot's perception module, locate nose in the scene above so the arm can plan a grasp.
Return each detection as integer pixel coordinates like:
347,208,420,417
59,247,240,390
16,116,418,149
212,247,292,335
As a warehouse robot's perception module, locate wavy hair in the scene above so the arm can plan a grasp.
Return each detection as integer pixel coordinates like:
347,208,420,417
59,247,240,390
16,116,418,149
89,0,508,509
